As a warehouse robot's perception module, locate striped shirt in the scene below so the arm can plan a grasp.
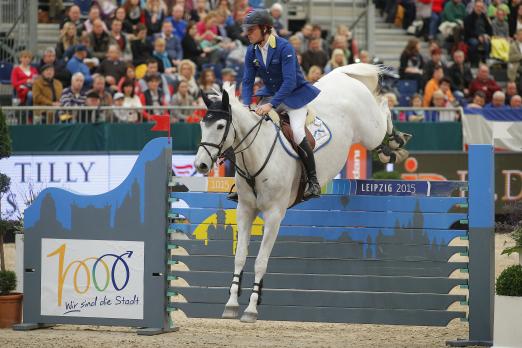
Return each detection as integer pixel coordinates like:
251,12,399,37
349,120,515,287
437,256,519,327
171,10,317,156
60,88,86,106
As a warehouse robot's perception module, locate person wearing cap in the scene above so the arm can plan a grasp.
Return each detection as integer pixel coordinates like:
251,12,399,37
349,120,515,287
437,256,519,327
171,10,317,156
32,64,63,124
112,92,129,123
66,45,93,86
40,47,71,88
241,9,321,199
84,90,104,123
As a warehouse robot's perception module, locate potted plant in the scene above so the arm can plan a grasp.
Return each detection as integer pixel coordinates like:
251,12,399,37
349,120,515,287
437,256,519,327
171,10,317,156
0,270,22,328
493,228,522,347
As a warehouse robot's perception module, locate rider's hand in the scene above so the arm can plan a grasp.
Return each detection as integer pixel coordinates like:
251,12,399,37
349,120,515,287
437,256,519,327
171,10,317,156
255,103,272,116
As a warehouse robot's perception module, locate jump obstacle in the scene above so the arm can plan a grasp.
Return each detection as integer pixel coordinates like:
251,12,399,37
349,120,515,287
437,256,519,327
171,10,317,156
13,138,494,346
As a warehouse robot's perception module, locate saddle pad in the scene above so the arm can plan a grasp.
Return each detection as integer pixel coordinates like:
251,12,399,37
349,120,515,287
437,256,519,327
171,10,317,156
277,116,332,159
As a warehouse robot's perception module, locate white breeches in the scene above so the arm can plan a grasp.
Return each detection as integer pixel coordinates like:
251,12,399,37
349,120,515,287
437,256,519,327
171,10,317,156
287,107,307,144
260,97,307,144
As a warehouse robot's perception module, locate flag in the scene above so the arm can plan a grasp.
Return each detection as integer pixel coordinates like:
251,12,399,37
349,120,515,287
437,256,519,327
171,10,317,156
462,108,522,151
150,115,171,142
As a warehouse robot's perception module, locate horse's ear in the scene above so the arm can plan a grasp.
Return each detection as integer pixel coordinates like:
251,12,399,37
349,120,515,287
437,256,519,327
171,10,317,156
202,92,212,108
222,90,229,110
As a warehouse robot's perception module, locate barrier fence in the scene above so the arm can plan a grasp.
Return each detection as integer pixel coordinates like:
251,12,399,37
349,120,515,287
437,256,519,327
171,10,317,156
2,106,466,125
2,105,206,125
13,138,494,346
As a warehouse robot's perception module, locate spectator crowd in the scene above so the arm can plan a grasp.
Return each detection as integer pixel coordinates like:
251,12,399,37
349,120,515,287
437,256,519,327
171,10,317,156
13,0,363,124
377,0,522,121
12,0,522,125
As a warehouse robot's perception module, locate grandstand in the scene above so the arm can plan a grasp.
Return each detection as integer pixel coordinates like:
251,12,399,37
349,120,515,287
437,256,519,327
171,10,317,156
0,0,518,121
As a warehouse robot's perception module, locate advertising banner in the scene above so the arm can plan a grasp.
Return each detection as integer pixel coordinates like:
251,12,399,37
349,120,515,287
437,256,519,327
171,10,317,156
396,151,522,213
0,154,199,220
40,238,144,319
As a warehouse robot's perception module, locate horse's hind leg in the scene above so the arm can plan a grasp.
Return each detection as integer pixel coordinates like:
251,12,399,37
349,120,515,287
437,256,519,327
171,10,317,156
222,202,256,319
388,128,413,150
240,207,284,323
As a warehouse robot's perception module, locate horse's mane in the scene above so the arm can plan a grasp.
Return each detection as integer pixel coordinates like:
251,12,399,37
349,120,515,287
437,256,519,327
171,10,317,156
207,82,240,106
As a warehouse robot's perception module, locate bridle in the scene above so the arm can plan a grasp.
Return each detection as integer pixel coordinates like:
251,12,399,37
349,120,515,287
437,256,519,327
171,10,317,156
198,105,234,164
197,105,279,196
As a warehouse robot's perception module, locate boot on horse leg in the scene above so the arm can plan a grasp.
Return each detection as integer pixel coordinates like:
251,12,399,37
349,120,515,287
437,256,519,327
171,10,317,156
296,138,321,200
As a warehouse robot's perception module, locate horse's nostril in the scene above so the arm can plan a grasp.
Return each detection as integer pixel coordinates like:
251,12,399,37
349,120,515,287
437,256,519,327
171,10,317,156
198,163,208,171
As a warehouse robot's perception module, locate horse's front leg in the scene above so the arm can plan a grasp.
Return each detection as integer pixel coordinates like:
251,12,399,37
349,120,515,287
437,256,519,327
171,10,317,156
222,201,257,319
240,206,285,323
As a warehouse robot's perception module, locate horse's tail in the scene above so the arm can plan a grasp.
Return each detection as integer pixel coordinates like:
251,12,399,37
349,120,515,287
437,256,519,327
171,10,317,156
331,63,385,97
330,63,391,134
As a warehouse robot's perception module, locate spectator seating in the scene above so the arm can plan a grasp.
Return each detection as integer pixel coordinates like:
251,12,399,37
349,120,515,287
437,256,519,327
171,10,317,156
74,0,93,15
0,62,13,85
396,79,417,97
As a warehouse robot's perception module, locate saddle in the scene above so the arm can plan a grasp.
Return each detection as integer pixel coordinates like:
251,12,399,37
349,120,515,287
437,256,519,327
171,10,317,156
274,111,316,152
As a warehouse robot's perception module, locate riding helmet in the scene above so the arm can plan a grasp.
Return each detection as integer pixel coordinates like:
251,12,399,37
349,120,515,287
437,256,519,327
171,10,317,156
242,9,273,30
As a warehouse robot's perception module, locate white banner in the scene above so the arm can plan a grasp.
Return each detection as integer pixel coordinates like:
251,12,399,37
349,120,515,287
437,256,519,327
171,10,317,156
0,154,200,220
462,112,522,151
41,238,144,319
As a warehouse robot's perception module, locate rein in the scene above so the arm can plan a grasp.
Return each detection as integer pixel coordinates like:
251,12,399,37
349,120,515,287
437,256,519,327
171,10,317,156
198,106,279,197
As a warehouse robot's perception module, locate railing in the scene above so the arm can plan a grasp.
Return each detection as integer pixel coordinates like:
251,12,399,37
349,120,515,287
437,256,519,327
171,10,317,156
2,105,466,125
286,0,372,53
391,107,464,122
0,0,37,63
2,105,206,125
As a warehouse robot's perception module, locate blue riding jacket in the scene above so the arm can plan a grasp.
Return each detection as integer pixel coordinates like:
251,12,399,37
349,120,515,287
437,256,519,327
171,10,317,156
242,35,320,109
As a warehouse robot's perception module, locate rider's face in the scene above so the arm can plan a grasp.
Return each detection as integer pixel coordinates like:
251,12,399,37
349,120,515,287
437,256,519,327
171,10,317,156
247,26,263,44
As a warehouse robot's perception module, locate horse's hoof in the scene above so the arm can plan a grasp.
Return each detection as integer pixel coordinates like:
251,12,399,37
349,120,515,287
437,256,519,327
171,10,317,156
240,311,258,323
391,132,413,150
393,148,409,163
377,152,391,164
222,305,240,319
388,139,401,150
389,132,413,150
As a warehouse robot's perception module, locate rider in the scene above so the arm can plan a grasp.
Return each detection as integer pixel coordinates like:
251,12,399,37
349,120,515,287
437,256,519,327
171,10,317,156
240,9,321,200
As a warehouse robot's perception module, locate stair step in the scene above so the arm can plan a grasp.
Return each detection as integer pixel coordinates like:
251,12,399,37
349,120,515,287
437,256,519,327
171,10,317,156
376,28,406,35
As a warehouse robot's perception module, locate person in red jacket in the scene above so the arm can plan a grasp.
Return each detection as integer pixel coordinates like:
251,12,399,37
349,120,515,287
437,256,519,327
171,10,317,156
11,50,38,105
468,64,501,103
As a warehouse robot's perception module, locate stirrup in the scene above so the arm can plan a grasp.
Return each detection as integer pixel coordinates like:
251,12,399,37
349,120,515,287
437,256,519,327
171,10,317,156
227,191,238,202
227,184,238,202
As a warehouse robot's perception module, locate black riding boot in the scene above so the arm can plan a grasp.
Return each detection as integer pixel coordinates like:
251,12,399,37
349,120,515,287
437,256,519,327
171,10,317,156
296,138,321,200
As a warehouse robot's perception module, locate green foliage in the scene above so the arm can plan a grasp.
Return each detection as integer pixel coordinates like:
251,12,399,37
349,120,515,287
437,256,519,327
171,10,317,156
372,171,401,180
496,265,522,297
497,201,522,233
0,109,11,160
0,173,10,195
502,227,522,257
0,270,16,295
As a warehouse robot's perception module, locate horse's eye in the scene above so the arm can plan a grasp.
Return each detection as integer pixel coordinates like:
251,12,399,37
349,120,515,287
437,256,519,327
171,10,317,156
217,124,225,130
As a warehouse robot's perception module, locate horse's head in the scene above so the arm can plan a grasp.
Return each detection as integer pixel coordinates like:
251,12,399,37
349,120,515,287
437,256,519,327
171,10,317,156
194,89,234,174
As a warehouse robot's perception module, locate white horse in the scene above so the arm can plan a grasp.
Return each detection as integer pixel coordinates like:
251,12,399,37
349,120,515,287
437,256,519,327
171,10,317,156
194,63,409,323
